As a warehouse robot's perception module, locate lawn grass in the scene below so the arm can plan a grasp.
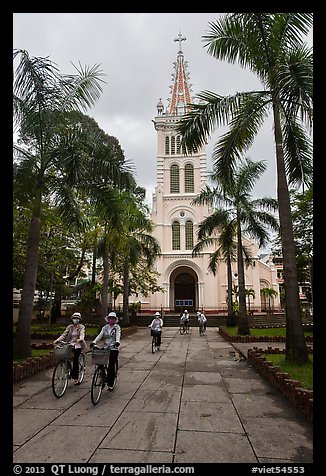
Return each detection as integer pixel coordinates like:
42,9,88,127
220,326,313,337
13,347,53,364
264,353,313,390
220,325,313,390
13,324,100,336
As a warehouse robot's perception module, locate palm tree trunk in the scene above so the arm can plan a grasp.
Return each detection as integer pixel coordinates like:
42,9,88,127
13,216,41,358
122,259,130,326
226,255,235,326
273,107,309,363
100,236,109,325
236,221,250,335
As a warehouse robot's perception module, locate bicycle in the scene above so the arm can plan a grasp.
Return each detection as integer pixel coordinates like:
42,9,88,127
179,319,190,335
90,345,119,405
52,342,86,398
151,330,161,353
199,322,206,336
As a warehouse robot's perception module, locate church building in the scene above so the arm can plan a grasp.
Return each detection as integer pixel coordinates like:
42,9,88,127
144,33,280,314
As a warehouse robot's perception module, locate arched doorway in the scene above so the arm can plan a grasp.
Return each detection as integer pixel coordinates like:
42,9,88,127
170,267,197,312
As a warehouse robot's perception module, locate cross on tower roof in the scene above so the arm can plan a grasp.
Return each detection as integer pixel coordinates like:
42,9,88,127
174,32,186,52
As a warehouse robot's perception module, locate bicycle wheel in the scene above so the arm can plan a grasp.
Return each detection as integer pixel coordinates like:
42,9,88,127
52,359,69,398
152,336,156,353
179,324,185,335
78,353,86,383
91,365,105,405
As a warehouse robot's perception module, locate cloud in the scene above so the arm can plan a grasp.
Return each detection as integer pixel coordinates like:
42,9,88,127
13,12,312,210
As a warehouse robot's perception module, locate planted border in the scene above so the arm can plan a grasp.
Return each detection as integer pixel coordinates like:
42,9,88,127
247,347,313,422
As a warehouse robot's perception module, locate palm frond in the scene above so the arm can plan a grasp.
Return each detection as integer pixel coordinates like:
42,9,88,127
212,92,270,187
60,62,106,111
281,116,313,187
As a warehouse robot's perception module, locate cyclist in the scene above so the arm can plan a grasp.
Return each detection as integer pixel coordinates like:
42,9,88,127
197,310,207,335
148,311,163,349
53,312,86,385
180,309,190,331
90,312,121,390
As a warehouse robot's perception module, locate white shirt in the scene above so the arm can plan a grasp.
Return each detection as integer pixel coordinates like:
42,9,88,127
197,313,207,323
149,318,163,331
92,323,121,349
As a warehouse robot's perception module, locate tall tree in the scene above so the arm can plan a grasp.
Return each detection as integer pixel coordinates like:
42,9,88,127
261,287,278,314
13,49,106,358
192,159,279,334
117,193,161,326
192,209,238,326
177,13,312,362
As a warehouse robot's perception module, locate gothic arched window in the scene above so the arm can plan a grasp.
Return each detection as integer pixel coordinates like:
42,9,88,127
184,163,194,193
185,220,194,250
165,136,170,155
176,135,181,154
170,164,180,193
172,221,180,250
171,136,176,155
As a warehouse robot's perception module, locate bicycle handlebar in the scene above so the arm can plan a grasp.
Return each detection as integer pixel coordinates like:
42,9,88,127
89,344,119,351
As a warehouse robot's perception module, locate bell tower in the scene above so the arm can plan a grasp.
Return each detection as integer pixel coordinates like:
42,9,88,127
150,33,211,312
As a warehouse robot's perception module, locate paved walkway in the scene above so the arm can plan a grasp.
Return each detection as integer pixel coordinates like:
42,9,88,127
13,327,313,464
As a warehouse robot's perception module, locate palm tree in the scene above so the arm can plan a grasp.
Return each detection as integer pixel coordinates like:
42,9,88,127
245,288,256,315
192,209,237,326
177,13,312,362
261,287,278,314
192,158,279,335
119,197,161,326
13,49,106,358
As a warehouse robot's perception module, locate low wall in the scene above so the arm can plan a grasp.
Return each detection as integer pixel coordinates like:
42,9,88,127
247,347,313,422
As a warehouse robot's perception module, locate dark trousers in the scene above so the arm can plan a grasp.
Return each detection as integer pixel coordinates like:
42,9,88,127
71,347,82,379
151,330,162,346
107,349,119,386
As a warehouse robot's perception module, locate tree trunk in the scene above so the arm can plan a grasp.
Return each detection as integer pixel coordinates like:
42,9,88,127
122,259,130,326
226,255,235,326
13,217,41,358
237,221,250,335
100,237,109,326
273,106,309,363
51,291,62,323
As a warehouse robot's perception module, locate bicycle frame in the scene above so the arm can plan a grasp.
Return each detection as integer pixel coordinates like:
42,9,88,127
151,332,160,353
52,345,85,398
199,322,205,336
179,320,190,334
90,347,118,405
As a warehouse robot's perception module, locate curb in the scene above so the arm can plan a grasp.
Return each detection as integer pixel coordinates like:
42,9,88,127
247,347,313,422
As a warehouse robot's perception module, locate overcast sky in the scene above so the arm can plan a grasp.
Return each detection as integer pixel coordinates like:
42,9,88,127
13,12,313,222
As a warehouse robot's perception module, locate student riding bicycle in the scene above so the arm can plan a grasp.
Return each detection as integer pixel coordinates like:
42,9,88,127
90,312,121,390
148,311,163,348
197,310,207,334
53,312,86,385
180,309,190,330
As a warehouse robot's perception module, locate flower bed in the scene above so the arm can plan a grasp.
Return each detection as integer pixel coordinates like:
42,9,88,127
247,347,313,422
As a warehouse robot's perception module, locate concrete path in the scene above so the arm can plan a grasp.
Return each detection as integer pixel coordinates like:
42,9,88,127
13,327,313,464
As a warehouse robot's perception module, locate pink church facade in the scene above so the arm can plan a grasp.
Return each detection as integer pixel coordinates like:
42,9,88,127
143,34,280,314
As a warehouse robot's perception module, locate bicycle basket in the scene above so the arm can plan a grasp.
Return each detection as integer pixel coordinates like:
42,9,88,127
54,345,74,361
91,348,110,365
151,329,160,337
